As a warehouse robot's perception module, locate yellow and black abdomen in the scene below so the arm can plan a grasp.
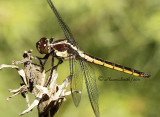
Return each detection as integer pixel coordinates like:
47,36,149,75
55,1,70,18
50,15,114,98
80,52,150,78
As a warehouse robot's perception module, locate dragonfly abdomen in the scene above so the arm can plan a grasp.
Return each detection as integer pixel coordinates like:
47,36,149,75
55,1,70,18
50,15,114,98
79,52,150,78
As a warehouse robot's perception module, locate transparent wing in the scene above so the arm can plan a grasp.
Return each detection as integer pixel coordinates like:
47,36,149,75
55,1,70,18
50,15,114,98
80,61,100,117
47,0,77,45
47,0,99,116
70,58,83,107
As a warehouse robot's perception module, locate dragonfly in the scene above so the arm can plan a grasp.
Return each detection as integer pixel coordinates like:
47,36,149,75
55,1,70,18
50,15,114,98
36,0,150,117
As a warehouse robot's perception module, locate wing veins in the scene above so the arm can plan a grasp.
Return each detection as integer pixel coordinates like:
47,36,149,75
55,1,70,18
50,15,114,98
80,61,100,117
47,0,77,45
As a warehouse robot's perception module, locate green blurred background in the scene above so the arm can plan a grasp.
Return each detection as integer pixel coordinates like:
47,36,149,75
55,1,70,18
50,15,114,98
0,0,159,117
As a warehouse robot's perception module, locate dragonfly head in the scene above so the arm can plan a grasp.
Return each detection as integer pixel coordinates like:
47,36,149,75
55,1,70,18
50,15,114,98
36,37,54,54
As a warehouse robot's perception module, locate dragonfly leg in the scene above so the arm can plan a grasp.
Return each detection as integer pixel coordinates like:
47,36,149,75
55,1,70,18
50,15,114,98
45,58,63,73
36,54,50,69
54,59,63,69
44,58,63,87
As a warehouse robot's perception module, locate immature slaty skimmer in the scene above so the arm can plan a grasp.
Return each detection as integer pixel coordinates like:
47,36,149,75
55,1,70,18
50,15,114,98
36,0,150,117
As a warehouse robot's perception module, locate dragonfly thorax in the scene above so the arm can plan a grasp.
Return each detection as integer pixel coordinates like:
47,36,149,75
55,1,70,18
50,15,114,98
53,39,78,59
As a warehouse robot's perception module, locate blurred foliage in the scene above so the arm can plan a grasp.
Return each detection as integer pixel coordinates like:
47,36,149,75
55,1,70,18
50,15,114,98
0,0,160,117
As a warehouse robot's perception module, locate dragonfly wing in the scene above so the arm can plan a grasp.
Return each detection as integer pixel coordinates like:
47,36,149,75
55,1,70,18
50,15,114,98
70,58,83,107
80,61,100,117
47,0,82,106
47,0,77,45
47,0,99,115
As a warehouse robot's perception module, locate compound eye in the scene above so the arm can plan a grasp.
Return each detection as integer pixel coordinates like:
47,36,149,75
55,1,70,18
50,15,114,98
40,37,48,44
36,41,41,49
40,37,48,48
36,37,49,54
